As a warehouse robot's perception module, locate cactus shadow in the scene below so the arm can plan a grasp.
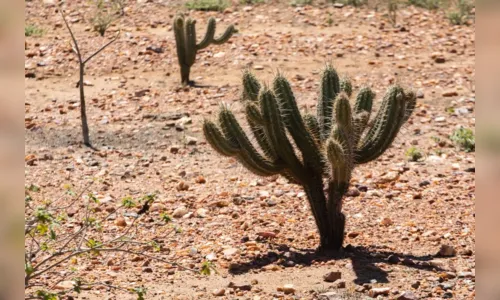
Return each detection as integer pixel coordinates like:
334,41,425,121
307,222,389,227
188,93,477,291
228,243,442,285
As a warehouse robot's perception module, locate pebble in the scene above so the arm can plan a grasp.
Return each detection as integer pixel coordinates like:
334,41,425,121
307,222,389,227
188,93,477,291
115,217,127,227
368,287,390,297
212,288,225,296
442,90,458,97
323,271,342,282
281,284,295,294
186,136,198,145
380,217,393,226
195,208,208,218
206,252,217,261
437,244,457,257
172,206,188,218
397,291,418,300
170,145,181,154
223,247,239,258
378,171,399,183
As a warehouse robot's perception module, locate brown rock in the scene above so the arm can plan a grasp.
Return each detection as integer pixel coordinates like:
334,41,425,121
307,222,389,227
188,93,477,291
115,217,127,227
368,287,390,297
212,288,225,296
323,271,342,282
397,291,418,300
442,90,458,97
437,244,456,257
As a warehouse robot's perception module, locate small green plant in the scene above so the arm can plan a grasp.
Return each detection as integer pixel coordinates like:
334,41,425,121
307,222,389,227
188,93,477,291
173,15,236,85
408,0,441,10
290,0,313,6
406,146,423,161
450,127,475,152
185,0,230,11
200,260,217,275
339,0,366,7
25,24,44,37
327,13,334,26
447,0,473,25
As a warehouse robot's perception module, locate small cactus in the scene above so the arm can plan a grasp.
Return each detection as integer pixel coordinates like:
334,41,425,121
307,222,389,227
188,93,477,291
173,15,236,86
203,65,416,251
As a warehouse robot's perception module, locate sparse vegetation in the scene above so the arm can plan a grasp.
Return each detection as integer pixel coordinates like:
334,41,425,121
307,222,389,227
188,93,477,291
450,127,475,152
25,24,43,37
339,0,366,7
447,0,474,25
290,0,313,6
407,0,441,10
406,146,424,161
240,0,265,4
90,0,121,36
185,0,230,11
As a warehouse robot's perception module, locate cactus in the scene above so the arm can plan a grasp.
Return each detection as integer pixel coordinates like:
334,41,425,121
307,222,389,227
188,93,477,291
203,65,416,251
173,15,236,86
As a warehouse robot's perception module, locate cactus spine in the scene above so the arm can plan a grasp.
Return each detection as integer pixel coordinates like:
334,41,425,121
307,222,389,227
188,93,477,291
173,15,236,86
203,65,416,251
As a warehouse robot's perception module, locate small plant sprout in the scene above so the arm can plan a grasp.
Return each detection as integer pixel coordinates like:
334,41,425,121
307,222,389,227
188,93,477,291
406,146,424,161
450,127,475,152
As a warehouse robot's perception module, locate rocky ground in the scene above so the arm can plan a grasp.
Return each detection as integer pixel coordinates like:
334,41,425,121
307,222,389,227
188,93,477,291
25,0,474,299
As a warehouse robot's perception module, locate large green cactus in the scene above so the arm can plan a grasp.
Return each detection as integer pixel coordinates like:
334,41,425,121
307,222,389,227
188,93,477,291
173,15,236,86
203,65,416,251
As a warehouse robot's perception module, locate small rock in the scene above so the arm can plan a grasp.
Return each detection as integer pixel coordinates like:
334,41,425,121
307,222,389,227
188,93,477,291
378,171,399,183
54,280,75,290
369,287,390,297
442,90,458,97
170,145,181,154
380,217,393,226
318,292,343,300
333,3,344,8
323,271,342,282
195,208,208,218
458,271,474,279
115,217,127,227
416,90,424,98
206,252,217,261
282,284,295,295
434,116,446,122
266,197,277,206
387,254,400,264
213,51,225,58
419,180,430,187
172,206,188,218
142,267,153,273
397,291,418,300
176,181,189,191
223,247,239,258
437,244,456,257
212,288,225,296
257,231,277,239
186,136,198,145
346,188,360,197
146,45,163,53
195,175,206,184
347,232,360,238
336,280,346,288
253,65,264,70
411,281,421,289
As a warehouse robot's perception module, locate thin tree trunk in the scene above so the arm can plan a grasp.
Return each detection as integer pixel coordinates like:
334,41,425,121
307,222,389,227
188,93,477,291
79,64,90,146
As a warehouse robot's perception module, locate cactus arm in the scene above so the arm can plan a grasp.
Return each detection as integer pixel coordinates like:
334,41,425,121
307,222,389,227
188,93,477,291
355,86,408,164
218,106,284,175
273,74,325,174
303,114,321,146
173,16,187,67
196,17,216,50
340,77,353,97
317,65,341,141
212,24,236,44
184,18,197,67
245,104,279,160
242,70,261,102
259,88,307,184
354,87,375,115
203,120,239,156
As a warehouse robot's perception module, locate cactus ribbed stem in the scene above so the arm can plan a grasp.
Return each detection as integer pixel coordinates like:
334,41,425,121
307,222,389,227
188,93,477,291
203,65,416,252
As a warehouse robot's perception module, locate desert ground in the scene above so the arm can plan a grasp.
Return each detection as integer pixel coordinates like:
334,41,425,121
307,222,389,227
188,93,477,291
25,0,475,299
